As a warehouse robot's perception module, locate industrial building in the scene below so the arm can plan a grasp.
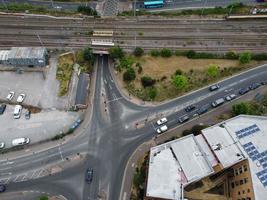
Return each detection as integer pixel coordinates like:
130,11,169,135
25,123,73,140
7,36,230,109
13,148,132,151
0,47,48,67
146,115,267,200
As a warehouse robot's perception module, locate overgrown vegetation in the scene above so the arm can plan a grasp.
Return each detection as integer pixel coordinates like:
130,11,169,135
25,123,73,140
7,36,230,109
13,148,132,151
232,93,267,116
133,47,144,57
77,5,98,16
76,48,95,73
38,196,49,200
56,53,74,96
182,124,209,137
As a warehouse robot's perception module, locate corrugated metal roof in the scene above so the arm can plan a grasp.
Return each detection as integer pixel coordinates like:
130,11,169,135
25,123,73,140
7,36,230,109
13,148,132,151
8,47,46,59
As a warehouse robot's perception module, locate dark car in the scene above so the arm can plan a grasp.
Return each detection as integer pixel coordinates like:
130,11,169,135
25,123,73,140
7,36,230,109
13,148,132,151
249,83,261,90
185,105,196,112
179,115,190,123
25,110,31,120
0,104,6,115
196,104,209,115
209,84,220,91
239,87,250,95
0,184,6,193
85,168,93,184
261,81,267,85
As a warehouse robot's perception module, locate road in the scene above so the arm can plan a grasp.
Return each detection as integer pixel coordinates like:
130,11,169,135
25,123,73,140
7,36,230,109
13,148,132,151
0,52,266,199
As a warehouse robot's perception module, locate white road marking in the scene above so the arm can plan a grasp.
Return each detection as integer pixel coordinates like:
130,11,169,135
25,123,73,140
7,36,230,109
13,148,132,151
104,79,107,84
123,192,127,200
108,83,113,90
106,97,123,103
58,145,64,161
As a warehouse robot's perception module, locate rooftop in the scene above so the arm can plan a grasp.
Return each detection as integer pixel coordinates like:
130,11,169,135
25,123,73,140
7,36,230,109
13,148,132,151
8,47,46,59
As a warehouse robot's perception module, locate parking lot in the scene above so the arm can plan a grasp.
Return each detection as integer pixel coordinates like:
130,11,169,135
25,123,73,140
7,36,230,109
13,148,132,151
0,55,78,110
0,105,79,149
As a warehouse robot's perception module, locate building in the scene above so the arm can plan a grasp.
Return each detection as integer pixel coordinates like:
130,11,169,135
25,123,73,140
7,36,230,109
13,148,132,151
0,47,48,67
146,115,267,200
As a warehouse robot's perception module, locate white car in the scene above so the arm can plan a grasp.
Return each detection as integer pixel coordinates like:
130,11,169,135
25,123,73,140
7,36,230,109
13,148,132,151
225,94,237,101
17,94,26,103
156,117,167,125
156,125,168,134
0,142,5,149
6,91,15,101
12,138,30,147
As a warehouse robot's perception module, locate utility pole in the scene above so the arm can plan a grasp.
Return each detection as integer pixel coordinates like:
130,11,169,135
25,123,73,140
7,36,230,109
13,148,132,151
50,0,54,8
36,33,44,47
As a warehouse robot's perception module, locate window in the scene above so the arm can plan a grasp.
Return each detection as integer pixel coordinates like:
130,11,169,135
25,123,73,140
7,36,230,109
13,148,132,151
247,189,250,193
247,197,251,200
242,190,245,194
244,178,248,183
231,182,235,189
244,165,248,172
235,169,239,176
240,179,244,185
239,167,243,174
236,181,239,186
238,191,241,195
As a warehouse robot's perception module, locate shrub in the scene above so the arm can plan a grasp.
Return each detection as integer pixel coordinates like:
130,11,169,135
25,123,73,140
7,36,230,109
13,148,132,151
207,64,219,78
175,69,183,75
251,53,267,61
123,67,136,82
172,75,188,89
120,56,134,69
239,51,251,64
186,50,196,58
232,102,251,115
83,48,95,63
150,49,160,57
141,76,156,87
225,51,238,59
160,48,172,57
77,5,97,16
147,87,157,100
39,196,49,200
133,47,144,57
108,46,124,59
175,50,188,56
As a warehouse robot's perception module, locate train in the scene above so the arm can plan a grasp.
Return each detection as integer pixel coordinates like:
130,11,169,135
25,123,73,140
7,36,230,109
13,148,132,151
144,0,164,9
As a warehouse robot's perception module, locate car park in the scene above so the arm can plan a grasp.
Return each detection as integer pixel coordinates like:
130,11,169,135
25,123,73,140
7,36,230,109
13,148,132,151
209,84,220,91
179,115,190,123
0,104,6,115
156,117,167,125
25,110,31,120
225,94,237,101
156,125,168,134
0,184,6,193
17,93,26,103
6,91,15,101
11,138,30,146
85,168,93,184
239,87,250,95
0,142,5,149
13,105,22,119
249,83,261,90
185,105,196,112
211,98,225,108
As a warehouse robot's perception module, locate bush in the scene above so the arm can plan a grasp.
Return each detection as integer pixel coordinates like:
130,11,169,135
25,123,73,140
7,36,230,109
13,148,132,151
207,64,219,78
141,76,156,87
123,67,136,82
172,75,188,90
251,53,267,61
232,102,252,115
83,48,95,63
175,50,188,56
120,56,134,69
160,48,172,57
136,62,143,74
77,5,97,16
150,49,160,57
175,69,183,75
39,196,49,200
133,47,144,57
186,50,196,58
109,46,124,60
146,87,157,100
239,51,251,64
225,51,239,59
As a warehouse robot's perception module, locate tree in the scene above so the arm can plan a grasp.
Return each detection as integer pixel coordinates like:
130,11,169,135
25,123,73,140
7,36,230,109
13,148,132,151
175,69,183,75
232,102,251,115
123,67,136,82
109,46,124,60
133,47,144,57
207,64,219,78
83,48,95,63
150,49,160,57
225,51,238,59
186,50,196,58
239,51,251,64
172,75,188,89
77,5,97,16
39,196,49,200
160,48,172,57
141,76,156,87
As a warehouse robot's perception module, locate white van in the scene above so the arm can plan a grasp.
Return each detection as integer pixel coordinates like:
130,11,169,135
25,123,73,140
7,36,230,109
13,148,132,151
14,105,22,119
12,138,30,146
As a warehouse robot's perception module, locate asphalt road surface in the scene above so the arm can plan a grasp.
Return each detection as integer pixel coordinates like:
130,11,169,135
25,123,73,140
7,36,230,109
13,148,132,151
0,53,267,199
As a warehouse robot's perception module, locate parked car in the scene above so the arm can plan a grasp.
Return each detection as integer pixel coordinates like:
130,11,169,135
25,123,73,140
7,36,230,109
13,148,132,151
211,98,225,108
239,87,250,95
6,91,15,101
11,138,30,147
225,94,237,101
0,142,5,149
13,105,22,119
209,84,220,91
0,104,6,115
85,168,93,184
185,104,196,112
17,94,26,103
196,104,209,115
25,110,31,120
0,184,6,193
179,115,190,123
156,125,168,134
156,117,167,126
261,81,267,85
249,83,261,90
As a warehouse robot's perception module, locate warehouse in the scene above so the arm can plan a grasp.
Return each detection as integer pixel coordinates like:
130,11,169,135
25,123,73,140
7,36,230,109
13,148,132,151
0,47,48,67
